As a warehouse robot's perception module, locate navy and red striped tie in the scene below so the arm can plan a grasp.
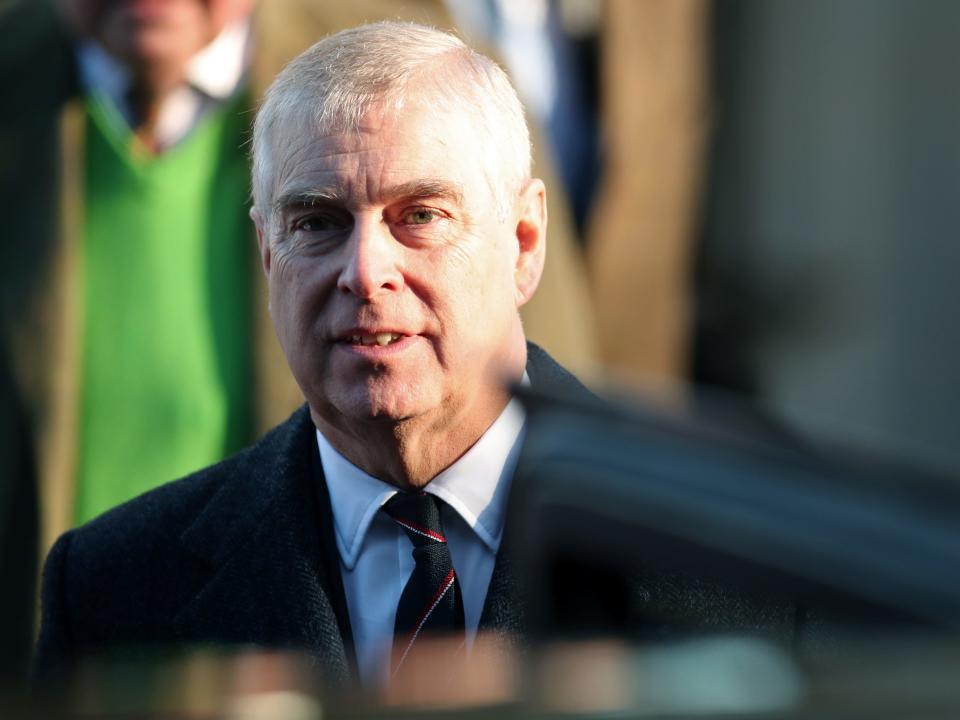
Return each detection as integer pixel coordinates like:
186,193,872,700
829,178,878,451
383,492,465,676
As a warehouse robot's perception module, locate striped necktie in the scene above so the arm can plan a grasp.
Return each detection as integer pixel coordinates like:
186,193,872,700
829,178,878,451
383,492,466,676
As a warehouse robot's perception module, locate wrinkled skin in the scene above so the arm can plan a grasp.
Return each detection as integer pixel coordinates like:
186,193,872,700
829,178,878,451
251,104,547,487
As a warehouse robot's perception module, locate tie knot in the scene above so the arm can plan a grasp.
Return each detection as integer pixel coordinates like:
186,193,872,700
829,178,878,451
383,492,447,544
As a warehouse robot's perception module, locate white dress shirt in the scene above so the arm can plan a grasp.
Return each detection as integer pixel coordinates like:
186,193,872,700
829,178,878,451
75,18,251,150
319,397,526,688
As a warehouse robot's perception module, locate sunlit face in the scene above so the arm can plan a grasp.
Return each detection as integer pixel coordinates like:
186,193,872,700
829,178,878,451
61,0,252,68
254,103,544,435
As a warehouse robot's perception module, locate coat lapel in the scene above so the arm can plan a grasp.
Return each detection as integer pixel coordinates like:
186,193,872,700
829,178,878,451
478,538,525,638
172,407,356,685
477,344,592,640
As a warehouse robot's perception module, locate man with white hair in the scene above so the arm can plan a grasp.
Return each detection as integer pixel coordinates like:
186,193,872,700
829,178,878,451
36,21,591,690
2,0,596,569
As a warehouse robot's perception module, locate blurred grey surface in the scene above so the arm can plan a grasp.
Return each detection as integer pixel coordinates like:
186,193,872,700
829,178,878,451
697,0,960,475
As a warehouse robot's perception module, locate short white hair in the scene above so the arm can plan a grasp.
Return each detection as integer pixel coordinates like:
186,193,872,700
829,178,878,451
251,21,532,226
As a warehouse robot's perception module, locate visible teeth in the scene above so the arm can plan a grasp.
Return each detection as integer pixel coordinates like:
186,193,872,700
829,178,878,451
350,333,401,346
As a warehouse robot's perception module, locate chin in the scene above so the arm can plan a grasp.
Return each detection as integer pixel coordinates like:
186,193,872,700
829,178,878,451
129,31,181,62
361,394,435,424
326,383,439,426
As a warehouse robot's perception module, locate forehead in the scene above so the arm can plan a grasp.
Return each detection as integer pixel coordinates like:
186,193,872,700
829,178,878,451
271,105,487,209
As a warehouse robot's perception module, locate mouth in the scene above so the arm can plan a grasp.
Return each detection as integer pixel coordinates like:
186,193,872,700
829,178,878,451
345,332,406,347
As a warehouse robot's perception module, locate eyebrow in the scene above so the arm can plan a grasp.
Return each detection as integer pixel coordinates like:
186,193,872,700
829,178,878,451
273,179,464,215
387,180,464,206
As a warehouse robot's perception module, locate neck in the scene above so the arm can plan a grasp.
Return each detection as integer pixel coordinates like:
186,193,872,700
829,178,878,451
314,387,515,490
313,335,527,488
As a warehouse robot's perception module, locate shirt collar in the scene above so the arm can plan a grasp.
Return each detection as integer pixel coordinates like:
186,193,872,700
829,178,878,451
317,431,396,571
320,393,527,570
75,17,250,103
76,39,129,102
185,18,251,99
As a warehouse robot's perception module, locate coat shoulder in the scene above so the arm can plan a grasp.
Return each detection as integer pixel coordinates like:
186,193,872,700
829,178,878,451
37,406,315,654
73,404,312,540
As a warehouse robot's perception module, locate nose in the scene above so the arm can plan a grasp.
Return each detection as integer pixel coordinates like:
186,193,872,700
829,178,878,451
337,216,404,298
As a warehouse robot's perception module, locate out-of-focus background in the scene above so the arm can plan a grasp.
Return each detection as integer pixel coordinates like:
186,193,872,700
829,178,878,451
514,0,960,480
2,0,959,706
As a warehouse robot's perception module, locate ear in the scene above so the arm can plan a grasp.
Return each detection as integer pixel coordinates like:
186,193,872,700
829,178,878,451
513,178,547,308
250,206,271,278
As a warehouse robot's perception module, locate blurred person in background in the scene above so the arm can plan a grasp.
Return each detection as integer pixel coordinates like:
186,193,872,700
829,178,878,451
0,0,594,563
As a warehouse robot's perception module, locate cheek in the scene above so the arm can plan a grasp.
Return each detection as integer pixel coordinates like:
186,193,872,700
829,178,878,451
271,251,342,339
439,226,512,285
269,258,314,338
434,240,517,342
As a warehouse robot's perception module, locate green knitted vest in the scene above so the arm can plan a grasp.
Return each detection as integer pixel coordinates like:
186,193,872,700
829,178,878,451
75,92,253,523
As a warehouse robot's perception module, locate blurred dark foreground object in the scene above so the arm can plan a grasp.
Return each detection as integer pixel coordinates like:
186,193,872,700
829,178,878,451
22,634,960,718
24,384,960,718
509,383,960,639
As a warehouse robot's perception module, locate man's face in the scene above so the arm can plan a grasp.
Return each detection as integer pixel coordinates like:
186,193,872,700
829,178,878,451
255,103,544,435
61,0,251,68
